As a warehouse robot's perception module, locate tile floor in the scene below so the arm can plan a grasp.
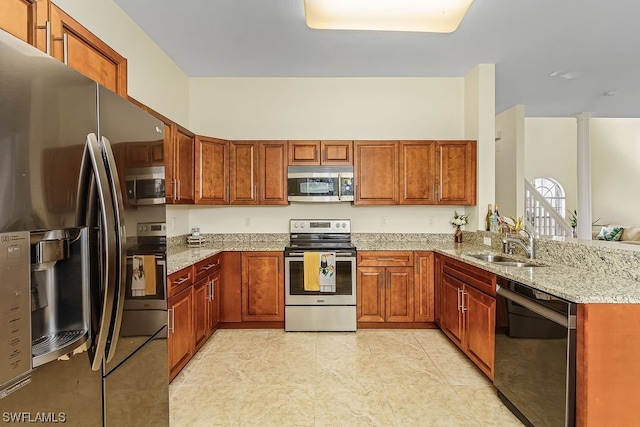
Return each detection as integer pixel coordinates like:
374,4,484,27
169,329,523,426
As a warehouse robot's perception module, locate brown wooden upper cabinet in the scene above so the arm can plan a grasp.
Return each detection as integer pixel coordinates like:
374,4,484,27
288,140,353,165
1,1,127,96
125,141,164,168
229,141,287,205
0,0,50,53
195,136,229,204
50,5,127,97
399,140,436,204
356,140,476,206
436,140,476,205
353,141,399,205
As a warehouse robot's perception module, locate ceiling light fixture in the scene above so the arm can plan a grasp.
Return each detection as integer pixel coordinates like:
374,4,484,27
303,0,474,33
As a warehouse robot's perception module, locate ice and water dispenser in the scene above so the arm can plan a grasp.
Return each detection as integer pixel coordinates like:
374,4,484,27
0,227,90,396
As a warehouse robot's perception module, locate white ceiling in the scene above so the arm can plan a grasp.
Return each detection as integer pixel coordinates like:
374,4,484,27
113,0,640,118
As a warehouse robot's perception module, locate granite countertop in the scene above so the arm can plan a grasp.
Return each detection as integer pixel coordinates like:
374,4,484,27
168,239,640,304
167,241,288,275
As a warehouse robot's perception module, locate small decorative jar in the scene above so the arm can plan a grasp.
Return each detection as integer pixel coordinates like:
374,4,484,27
454,226,463,243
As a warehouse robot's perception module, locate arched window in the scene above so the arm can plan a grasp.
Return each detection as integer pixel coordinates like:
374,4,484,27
525,177,571,237
532,177,566,218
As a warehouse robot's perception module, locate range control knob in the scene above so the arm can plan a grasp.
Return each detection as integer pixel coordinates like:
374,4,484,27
341,222,347,228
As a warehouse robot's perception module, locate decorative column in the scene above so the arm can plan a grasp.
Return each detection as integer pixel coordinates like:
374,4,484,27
576,112,592,239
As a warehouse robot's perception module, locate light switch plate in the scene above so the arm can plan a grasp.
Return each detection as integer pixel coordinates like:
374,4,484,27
483,237,492,246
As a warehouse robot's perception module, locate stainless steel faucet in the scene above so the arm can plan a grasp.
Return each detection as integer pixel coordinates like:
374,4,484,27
502,230,536,259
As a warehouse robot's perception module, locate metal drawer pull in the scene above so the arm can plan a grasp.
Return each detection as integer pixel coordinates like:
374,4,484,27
376,258,397,261
168,308,175,334
174,277,189,285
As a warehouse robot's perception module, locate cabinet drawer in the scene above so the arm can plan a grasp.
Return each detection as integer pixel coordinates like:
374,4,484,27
194,253,221,282
168,266,193,298
358,251,414,267
441,256,496,297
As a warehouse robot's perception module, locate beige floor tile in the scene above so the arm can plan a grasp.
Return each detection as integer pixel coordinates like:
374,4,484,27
315,352,383,391
314,384,397,426
452,385,524,426
385,383,477,427
316,331,370,355
428,352,492,387
171,329,522,426
373,352,448,386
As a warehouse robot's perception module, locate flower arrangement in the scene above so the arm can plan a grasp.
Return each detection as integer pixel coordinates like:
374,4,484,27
450,211,469,228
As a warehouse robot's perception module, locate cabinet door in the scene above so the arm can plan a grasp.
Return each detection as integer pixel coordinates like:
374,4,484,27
173,125,195,204
321,140,353,165
399,141,436,204
0,0,49,52
195,136,228,204
193,278,210,352
436,140,476,205
220,252,242,322
357,267,385,323
414,252,435,322
168,287,193,381
209,269,221,332
229,141,258,205
50,5,127,96
440,273,464,348
241,252,284,321
258,141,288,205
386,267,414,322
288,140,320,165
464,285,495,378
354,141,398,205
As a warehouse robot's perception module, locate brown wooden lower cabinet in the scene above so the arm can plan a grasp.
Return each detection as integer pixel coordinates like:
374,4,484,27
414,252,435,322
241,252,284,321
439,255,496,379
220,251,242,322
168,286,193,382
357,251,415,324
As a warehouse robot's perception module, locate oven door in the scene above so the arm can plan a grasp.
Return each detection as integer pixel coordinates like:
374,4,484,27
285,252,356,305
125,254,167,309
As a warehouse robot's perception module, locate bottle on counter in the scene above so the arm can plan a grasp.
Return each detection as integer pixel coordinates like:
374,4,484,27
485,204,492,231
490,204,500,232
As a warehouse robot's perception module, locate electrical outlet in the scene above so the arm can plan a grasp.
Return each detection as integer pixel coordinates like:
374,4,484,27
427,217,436,227
380,216,388,227
244,217,251,227
483,237,492,246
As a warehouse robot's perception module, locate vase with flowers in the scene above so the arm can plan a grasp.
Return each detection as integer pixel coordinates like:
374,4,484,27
450,211,469,243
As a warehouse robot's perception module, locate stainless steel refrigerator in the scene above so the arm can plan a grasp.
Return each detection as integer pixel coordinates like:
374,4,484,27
0,29,169,426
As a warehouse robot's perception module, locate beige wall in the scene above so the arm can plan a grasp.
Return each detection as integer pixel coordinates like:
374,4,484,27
524,118,578,219
495,105,525,219
464,65,496,230
182,76,492,236
523,117,640,228
591,118,640,226
52,0,190,125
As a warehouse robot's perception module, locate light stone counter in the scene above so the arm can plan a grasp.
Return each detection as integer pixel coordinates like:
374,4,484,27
167,241,288,275
358,240,640,304
166,232,640,303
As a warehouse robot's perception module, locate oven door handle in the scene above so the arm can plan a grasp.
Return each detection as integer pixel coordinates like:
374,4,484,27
497,285,575,329
286,252,355,257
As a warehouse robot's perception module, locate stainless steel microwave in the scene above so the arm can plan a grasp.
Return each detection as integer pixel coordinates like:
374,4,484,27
287,166,354,202
125,166,165,205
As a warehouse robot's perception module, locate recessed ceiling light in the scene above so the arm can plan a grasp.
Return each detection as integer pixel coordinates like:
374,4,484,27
603,91,617,97
559,71,580,80
304,0,474,33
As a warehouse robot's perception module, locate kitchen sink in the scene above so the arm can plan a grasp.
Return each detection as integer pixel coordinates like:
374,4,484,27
465,253,546,267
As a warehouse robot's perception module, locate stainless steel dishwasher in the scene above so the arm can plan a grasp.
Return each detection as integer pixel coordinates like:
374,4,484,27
494,277,577,427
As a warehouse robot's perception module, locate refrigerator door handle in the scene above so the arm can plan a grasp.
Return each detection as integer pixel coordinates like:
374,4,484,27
100,136,127,364
77,133,118,372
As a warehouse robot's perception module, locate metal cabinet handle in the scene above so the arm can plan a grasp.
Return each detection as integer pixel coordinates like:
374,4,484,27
54,33,68,64
174,276,189,285
461,291,468,312
178,179,181,200
253,184,257,201
168,308,175,334
376,258,397,262
457,288,462,311
36,21,51,55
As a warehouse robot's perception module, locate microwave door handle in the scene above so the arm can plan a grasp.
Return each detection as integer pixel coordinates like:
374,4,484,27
83,133,118,372
338,173,342,200
100,136,127,364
